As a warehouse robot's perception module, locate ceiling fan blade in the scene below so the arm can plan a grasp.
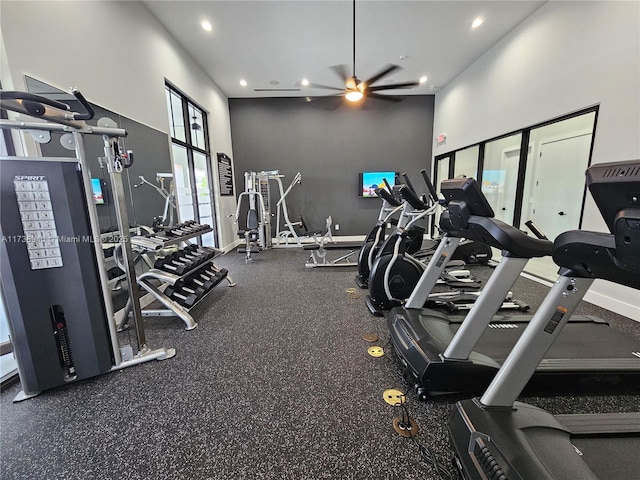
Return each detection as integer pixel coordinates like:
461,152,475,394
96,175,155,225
368,81,419,92
367,93,402,102
329,64,350,83
307,83,345,92
363,64,401,86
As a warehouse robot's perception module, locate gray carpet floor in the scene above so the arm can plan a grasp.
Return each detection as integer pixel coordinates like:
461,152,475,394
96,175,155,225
1,247,639,480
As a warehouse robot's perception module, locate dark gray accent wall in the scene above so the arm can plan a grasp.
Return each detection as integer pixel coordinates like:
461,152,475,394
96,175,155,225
229,95,434,236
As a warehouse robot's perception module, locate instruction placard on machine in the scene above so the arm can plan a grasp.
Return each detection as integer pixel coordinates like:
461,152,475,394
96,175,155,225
13,176,63,270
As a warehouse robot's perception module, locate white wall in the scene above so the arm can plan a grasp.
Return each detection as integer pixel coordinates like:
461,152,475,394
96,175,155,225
434,1,640,320
0,0,238,250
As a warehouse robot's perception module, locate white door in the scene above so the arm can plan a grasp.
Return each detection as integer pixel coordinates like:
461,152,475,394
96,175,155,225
529,134,592,240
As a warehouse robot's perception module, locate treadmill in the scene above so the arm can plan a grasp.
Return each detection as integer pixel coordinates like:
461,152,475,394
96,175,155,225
449,159,640,480
387,174,640,396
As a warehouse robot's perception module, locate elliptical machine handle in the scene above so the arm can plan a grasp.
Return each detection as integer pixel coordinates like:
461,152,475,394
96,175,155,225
401,172,418,196
399,184,428,210
420,169,440,204
376,187,402,207
383,177,393,194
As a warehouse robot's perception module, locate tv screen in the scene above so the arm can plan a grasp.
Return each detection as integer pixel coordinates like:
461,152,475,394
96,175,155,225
360,171,396,198
91,178,105,205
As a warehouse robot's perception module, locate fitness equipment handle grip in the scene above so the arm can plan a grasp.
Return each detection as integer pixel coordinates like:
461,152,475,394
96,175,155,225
0,91,71,111
375,187,401,207
524,220,548,240
399,184,428,211
69,89,95,120
401,172,417,196
420,169,440,204
383,177,393,194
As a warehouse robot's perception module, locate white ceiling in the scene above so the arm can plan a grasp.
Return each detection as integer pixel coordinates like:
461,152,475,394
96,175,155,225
143,0,545,99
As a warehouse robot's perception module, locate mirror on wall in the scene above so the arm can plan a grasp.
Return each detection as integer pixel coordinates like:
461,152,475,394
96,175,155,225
24,76,175,232
432,107,597,281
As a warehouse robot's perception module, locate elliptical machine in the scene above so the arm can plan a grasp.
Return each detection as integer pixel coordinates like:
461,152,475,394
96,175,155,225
366,170,495,315
355,176,423,289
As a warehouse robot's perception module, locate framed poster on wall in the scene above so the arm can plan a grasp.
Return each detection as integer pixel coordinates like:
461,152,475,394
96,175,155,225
216,153,234,196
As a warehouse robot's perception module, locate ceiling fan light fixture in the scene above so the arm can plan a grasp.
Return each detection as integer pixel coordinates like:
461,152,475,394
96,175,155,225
345,90,364,102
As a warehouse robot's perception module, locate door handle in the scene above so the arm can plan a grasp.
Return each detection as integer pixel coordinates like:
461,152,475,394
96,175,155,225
558,211,566,216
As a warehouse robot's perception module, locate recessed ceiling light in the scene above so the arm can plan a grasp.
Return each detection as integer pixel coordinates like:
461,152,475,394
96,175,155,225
471,17,484,29
419,76,428,84
239,79,247,87
301,78,309,87
201,20,212,32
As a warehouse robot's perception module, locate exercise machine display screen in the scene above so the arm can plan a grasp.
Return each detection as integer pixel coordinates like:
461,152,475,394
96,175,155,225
91,178,105,204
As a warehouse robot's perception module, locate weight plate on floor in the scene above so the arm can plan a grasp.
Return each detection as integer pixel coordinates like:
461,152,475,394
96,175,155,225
362,333,379,342
383,388,406,406
368,346,384,357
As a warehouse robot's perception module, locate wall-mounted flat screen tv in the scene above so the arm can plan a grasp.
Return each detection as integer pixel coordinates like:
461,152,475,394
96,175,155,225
91,178,105,205
360,171,396,198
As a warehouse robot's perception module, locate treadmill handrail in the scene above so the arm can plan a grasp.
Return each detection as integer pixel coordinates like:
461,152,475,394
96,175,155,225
440,210,552,258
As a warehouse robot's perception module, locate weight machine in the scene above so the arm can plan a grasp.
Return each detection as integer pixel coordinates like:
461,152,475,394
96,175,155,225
133,172,176,231
232,170,310,260
0,88,175,401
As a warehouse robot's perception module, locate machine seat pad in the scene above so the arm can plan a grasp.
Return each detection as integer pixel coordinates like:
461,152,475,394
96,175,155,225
440,211,552,259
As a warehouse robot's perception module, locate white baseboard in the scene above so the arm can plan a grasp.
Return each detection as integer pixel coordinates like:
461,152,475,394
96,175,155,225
583,289,640,322
521,272,640,322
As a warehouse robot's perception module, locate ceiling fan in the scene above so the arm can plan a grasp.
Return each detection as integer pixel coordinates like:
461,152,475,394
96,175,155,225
309,0,419,103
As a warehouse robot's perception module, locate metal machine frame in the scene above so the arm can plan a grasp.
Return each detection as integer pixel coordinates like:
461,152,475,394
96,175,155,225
0,89,175,401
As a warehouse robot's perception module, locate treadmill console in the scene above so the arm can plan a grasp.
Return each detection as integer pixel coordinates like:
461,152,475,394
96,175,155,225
586,160,640,271
440,178,495,229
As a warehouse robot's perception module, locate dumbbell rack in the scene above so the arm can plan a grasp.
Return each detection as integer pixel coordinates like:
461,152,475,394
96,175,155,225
102,226,154,291
116,222,236,330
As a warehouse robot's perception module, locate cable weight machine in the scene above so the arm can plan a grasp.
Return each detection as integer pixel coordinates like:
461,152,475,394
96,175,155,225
0,89,175,401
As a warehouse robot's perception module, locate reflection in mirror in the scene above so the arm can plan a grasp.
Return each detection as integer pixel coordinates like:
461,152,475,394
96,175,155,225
522,111,597,280
24,76,175,233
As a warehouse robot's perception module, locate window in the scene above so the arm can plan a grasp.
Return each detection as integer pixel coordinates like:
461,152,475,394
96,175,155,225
165,84,217,246
433,106,598,280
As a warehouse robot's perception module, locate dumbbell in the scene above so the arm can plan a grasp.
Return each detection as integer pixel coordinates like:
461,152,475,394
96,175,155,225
181,249,215,266
154,255,191,275
177,248,214,264
156,251,206,275
184,273,215,292
198,264,228,283
164,282,203,308
168,221,199,236
183,244,215,256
